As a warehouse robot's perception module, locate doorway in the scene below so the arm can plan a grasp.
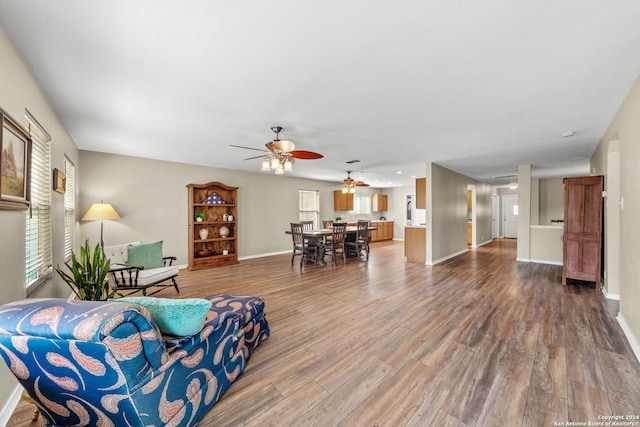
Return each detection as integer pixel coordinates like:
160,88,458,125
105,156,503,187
492,194,499,239
503,194,518,238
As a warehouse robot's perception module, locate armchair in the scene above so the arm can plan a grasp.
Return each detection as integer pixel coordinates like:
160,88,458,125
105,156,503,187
104,241,179,296
0,294,269,427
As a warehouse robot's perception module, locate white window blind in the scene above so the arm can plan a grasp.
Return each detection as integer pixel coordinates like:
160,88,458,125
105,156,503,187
299,189,319,228
64,156,75,261
25,111,52,289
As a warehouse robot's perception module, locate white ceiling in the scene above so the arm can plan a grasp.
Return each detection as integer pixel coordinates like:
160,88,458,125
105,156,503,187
1,1,640,187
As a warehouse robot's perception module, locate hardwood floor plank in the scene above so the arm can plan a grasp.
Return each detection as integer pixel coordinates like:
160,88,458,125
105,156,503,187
522,342,568,427
7,239,640,427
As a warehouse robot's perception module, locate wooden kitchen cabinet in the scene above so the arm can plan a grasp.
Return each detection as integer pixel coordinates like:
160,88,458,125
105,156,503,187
467,190,472,211
416,178,426,209
405,227,426,263
372,194,388,211
371,221,393,242
334,190,354,211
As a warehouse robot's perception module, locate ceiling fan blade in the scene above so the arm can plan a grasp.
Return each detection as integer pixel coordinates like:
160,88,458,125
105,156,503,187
243,154,266,160
230,144,268,153
355,182,370,187
291,150,324,160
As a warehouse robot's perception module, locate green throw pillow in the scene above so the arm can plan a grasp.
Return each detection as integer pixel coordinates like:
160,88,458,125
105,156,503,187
128,241,164,269
114,296,212,336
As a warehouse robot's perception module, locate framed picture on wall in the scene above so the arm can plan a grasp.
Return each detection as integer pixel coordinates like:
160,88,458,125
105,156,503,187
53,168,66,194
0,108,32,210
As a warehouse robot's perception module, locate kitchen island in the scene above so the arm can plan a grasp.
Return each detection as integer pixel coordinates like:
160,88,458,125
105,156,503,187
404,226,426,264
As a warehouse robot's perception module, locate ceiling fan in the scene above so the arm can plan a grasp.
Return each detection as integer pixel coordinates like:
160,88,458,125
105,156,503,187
230,126,323,174
341,171,369,193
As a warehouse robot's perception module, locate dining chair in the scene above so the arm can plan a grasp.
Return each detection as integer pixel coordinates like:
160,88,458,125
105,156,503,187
321,223,347,266
346,220,371,260
301,221,314,231
322,220,333,228
290,223,316,267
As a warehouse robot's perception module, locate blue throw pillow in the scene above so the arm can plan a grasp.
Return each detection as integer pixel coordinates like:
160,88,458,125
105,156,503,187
128,241,164,269
114,296,212,336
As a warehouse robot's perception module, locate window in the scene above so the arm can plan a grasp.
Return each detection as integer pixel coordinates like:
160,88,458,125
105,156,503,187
25,111,52,290
351,194,371,215
299,189,319,228
63,156,75,261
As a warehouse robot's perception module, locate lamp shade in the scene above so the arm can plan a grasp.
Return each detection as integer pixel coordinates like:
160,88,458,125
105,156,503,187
82,203,120,221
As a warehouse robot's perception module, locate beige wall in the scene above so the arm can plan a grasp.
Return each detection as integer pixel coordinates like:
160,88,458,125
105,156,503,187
80,151,344,263
538,178,564,225
427,163,493,263
0,25,80,412
593,74,640,352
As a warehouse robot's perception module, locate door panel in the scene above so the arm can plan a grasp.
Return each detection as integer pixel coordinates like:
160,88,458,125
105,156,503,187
503,195,518,238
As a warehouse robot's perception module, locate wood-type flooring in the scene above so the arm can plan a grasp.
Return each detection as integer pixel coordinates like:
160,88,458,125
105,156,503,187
7,239,640,426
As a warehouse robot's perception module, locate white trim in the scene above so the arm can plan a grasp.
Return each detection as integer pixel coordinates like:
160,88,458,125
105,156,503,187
516,257,530,262
528,259,563,266
239,250,290,260
617,312,640,364
428,249,468,266
606,292,620,301
474,239,494,248
0,385,23,427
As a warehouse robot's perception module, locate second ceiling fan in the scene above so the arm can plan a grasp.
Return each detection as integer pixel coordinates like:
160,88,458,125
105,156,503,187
342,171,369,193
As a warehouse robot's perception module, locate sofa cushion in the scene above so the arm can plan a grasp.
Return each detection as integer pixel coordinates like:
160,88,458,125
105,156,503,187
115,296,212,336
128,241,163,269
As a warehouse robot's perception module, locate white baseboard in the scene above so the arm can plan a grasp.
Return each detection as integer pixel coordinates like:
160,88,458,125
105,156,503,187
0,385,23,427
239,250,290,261
428,249,468,266
528,259,563,266
617,312,640,364
606,292,620,301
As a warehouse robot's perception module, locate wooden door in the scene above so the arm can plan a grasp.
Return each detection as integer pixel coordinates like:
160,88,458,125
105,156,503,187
562,176,603,288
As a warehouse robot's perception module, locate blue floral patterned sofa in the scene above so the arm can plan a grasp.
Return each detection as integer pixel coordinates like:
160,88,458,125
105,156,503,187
0,294,269,427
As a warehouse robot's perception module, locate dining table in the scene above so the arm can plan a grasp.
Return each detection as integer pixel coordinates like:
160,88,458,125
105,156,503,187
285,225,376,265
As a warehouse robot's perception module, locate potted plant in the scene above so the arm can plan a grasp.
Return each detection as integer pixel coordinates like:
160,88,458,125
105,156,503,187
222,245,229,255
195,212,205,222
336,216,342,221
56,241,115,301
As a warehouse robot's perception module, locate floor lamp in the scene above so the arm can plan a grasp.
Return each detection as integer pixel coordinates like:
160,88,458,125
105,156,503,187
82,201,121,247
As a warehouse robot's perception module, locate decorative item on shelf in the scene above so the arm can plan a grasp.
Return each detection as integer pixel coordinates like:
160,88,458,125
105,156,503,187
219,225,230,237
222,246,229,256
198,248,214,257
198,229,209,239
195,212,205,222
204,192,225,204
227,214,233,221
223,212,229,221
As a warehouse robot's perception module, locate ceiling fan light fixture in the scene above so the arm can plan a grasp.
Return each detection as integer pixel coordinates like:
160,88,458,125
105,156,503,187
261,157,271,171
270,157,281,170
274,139,295,153
509,182,519,189
283,157,293,172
